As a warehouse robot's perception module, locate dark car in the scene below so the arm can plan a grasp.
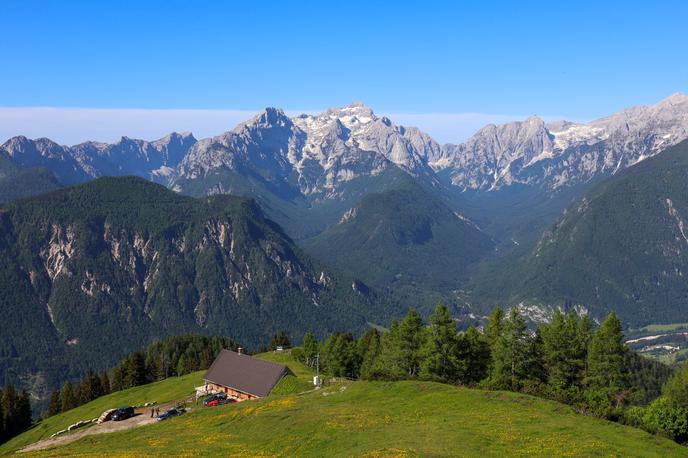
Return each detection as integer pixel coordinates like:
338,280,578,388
203,393,228,406
156,408,185,421
111,407,135,421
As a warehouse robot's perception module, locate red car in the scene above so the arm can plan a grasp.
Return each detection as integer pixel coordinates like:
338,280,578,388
205,398,236,407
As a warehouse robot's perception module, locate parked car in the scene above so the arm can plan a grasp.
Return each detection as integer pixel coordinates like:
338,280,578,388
203,393,228,406
206,396,237,407
156,408,185,421
111,407,135,421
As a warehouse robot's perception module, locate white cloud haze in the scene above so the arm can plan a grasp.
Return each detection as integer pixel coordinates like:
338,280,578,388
0,107,572,146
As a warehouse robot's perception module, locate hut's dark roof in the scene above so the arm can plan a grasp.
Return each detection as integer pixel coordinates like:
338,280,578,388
204,350,290,397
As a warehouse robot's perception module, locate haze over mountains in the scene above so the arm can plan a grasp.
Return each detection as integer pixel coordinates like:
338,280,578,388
3,93,688,401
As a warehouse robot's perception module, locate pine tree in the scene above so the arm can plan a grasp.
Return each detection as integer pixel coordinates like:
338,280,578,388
397,309,426,378
48,389,62,416
269,331,291,351
358,329,381,380
302,332,319,366
484,305,504,350
420,304,460,382
1,385,18,438
124,352,147,388
489,307,539,390
369,321,406,380
662,361,688,409
99,371,111,395
60,381,76,413
585,312,627,393
457,325,490,384
110,366,124,392
0,387,4,442
321,333,359,378
541,311,587,391
15,390,32,433
176,354,189,376
200,348,213,370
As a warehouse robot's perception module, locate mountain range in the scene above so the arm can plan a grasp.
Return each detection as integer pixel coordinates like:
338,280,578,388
3,93,688,403
0,177,374,397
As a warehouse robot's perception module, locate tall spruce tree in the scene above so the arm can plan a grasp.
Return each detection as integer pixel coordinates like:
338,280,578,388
358,329,381,380
489,307,540,390
585,312,627,393
457,325,490,385
48,389,62,416
320,332,359,378
15,390,32,434
420,304,460,382
123,352,147,388
396,309,426,378
99,371,111,395
541,311,587,391
60,381,76,413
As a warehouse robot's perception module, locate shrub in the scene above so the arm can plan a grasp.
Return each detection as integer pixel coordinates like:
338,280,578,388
643,397,688,443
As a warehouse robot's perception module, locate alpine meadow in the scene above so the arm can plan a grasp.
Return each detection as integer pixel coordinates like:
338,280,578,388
2,1,688,456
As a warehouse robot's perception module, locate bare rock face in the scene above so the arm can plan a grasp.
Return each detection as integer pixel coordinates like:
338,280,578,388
434,92,688,192
1,132,197,185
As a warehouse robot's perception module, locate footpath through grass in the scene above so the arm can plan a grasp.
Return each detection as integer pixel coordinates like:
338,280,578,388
19,380,688,457
0,371,204,455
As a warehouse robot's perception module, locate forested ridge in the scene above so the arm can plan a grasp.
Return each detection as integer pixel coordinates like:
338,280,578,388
0,176,375,409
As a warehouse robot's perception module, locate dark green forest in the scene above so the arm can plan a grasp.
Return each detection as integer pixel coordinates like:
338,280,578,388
0,176,376,408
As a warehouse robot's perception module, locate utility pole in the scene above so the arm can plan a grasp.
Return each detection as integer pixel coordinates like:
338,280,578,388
314,352,320,387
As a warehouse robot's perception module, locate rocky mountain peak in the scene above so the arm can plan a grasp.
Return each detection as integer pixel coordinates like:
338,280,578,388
239,107,293,131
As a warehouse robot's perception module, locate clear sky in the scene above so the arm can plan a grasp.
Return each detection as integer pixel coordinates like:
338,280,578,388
1,0,687,144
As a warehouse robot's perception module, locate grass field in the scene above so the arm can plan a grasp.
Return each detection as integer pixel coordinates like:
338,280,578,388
0,351,311,455
12,381,687,457
641,323,688,333
6,351,687,457
0,371,205,455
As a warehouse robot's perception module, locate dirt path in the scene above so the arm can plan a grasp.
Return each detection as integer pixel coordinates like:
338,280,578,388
19,403,183,453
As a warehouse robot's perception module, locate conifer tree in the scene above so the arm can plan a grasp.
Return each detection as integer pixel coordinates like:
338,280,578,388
370,321,406,380
420,304,460,382
541,311,587,391
110,365,124,392
585,312,627,393
358,329,381,380
321,333,359,378
489,307,538,390
99,371,111,395
48,389,61,416
397,309,426,378
484,305,505,350
302,332,319,366
60,381,76,413
662,361,688,409
15,390,32,433
0,387,4,442
124,352,147,388
457,325,490,384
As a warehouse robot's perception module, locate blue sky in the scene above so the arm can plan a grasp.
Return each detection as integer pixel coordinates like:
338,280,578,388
1,1,687,144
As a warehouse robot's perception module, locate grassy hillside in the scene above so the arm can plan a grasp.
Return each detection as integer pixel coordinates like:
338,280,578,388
11,380,687,457
0,371,205,454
